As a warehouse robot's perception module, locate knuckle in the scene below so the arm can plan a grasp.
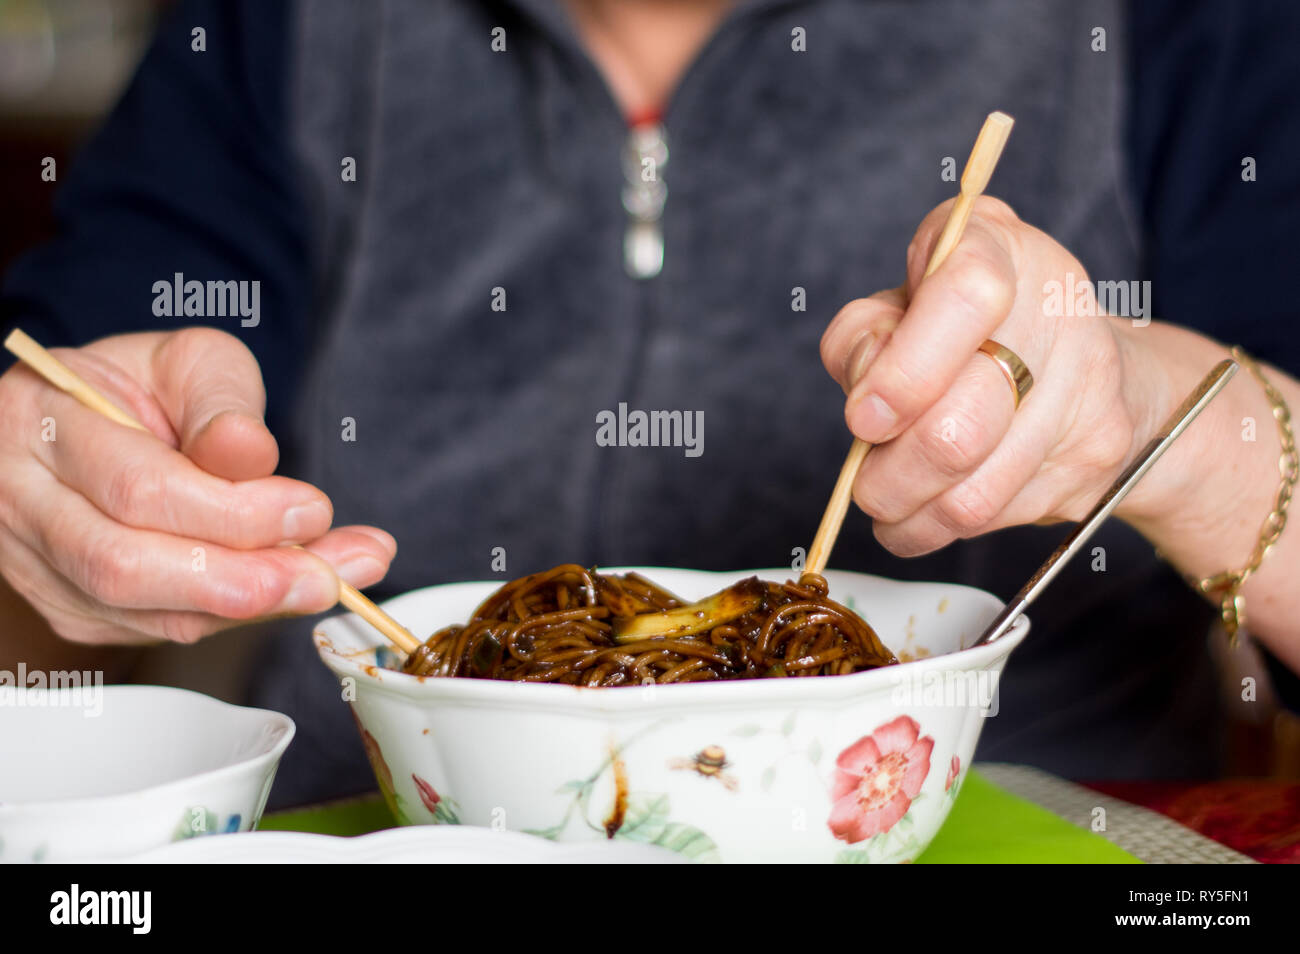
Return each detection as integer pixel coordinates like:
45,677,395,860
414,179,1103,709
853,472,903,524
944,245,1014,320
873,350,934,413
213,488,264,548
918,408,987,478
935,480,1001,535
197,555,285,619
103,459,163,526
973,195,1020,224
78,532,142,606
171,325,248,358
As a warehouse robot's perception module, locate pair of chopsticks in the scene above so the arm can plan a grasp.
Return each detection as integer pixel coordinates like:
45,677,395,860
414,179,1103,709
804,111,1015,576
3,328,422,654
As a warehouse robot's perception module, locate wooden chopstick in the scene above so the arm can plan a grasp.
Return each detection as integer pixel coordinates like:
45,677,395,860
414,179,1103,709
4,328,422,654
804,111,1014,577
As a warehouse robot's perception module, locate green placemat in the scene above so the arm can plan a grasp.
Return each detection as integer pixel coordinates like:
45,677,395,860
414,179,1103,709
916,772,1139,863
258,795,396,837
261,770,1140,863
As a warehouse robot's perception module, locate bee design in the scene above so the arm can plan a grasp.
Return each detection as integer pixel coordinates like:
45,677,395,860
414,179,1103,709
669,744,739,792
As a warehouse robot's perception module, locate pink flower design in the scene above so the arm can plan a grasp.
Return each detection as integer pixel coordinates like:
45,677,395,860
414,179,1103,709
946,754,961,792
413,774,442,814
828,715,934,843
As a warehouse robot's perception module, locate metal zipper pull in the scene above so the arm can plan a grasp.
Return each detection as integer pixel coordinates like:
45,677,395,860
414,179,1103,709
622,122,668,279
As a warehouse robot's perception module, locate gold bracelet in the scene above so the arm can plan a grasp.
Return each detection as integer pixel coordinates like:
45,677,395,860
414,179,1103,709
1194,346,1297,647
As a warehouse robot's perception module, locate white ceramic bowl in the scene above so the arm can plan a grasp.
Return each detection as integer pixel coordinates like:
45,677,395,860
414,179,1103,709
315,568,1029,863
0,685,293,862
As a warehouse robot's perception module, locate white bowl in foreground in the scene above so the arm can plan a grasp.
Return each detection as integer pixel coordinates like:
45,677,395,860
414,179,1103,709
0,685,293,862
315,567,1029,863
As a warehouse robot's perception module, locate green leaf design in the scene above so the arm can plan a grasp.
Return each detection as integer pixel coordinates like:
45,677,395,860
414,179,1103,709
616,793,671,842
780,712,797,736
556,779,587,794
433,800,462,825
835,848,874,864
522,825,564,841
614,793,721,863
760,765,776,792
732,724,760,737
643,822,721,862
807,739,823,764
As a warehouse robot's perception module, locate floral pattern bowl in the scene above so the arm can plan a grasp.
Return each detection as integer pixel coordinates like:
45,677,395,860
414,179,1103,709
314,568,1029,863
0,685,293,862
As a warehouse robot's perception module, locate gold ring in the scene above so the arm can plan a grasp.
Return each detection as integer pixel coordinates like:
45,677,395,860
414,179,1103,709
977,339,1034,410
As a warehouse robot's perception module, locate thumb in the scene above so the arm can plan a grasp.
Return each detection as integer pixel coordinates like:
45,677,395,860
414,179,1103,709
151,328,280,481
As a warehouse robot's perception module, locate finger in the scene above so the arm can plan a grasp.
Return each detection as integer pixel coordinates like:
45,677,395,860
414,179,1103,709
301,525,398,590
149,328,279,480
903,195,1023,299
31,387,333,549
341,525,399,554
846,212,1018,444
873,404,1052,557
0,527,208,645
820,288,907,393
41,329,277,480
0,523,393,645
10,460,341,618
852,353,1016,525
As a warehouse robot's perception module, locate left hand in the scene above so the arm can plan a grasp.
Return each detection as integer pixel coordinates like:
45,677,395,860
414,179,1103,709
820,195,1151,557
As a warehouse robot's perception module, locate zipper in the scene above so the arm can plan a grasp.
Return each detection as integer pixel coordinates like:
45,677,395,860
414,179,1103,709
621,121,668,279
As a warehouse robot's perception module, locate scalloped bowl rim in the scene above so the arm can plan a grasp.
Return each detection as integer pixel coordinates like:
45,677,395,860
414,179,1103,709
314,567,1031,710
0,685,295,815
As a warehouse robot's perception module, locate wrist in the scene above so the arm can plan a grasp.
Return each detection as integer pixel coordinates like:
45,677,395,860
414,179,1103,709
1111,321,1279,579
1107,317,1199,525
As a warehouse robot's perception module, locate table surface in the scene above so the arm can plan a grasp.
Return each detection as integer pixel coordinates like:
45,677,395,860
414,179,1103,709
260,763,1279,863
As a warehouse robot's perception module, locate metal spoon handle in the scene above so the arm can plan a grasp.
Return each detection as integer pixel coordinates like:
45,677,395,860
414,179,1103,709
971,358,1238,648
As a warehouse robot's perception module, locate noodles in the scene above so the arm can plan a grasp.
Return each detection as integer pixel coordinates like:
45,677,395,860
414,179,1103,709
400,564,897,685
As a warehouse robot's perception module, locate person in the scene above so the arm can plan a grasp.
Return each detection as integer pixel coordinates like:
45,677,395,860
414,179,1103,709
2,0,1298,807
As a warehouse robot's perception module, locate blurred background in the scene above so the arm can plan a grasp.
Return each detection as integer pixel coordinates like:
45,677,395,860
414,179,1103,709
0,0,162,274
1,0,1297,784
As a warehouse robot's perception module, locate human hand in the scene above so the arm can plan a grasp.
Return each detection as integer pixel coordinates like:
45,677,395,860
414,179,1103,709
820,196,1154,556
0,327,394,644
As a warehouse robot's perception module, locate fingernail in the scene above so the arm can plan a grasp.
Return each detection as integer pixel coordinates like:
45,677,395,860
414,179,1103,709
334,554,385,586
844,332,879,392
849,393,898,442
276,570,337,614
281,501,330,543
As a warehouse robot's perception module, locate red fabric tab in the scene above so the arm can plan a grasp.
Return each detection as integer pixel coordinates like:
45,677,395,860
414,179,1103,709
626,105,664,128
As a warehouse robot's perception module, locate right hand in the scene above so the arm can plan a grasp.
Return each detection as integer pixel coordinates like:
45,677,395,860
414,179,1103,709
0,327,396,645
